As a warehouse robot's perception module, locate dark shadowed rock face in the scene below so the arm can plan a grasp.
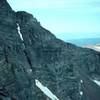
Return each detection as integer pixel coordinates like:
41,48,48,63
0,0,100,100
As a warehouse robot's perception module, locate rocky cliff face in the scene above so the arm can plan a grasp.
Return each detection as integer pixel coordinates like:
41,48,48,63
0,0,100,100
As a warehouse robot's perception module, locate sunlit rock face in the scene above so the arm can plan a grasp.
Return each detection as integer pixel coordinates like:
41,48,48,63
0,0,100,100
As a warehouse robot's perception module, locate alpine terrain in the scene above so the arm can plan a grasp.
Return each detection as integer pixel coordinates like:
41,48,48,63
0,0,100,100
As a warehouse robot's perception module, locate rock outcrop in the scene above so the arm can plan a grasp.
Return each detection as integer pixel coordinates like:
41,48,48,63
0,0,100,100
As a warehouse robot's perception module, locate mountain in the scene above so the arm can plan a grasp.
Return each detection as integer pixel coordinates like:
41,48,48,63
66,38,100,46
0,0,100,100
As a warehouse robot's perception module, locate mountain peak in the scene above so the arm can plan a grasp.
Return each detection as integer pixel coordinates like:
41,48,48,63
0,0,13,17
0,0,100,100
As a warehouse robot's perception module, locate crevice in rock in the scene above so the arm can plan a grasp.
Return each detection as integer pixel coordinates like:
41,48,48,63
3,46,9,63
23,50,32,67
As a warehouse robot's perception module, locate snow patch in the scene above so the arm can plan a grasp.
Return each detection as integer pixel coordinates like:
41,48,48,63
17,23,24,41
35,79,59,100
80,91,83,95
27,69,32,74
93,80,100,86
29,69,32,72
80,80,83,83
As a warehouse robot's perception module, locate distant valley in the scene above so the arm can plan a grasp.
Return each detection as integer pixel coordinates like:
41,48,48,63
66,38,100,46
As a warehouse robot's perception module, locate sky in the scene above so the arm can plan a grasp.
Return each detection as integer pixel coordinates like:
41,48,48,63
7,0,100,40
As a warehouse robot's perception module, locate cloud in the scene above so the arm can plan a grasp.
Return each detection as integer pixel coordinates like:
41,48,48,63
7,0,100,9
7,0,100,15
7,0,100,36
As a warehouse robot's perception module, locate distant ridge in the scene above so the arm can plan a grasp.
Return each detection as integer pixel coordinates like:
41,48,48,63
66,38,100,46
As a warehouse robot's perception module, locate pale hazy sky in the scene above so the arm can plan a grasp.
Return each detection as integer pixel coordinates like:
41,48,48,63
7,0,100,40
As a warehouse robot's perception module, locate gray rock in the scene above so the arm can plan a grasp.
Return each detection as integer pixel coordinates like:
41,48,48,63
0,0,100,100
